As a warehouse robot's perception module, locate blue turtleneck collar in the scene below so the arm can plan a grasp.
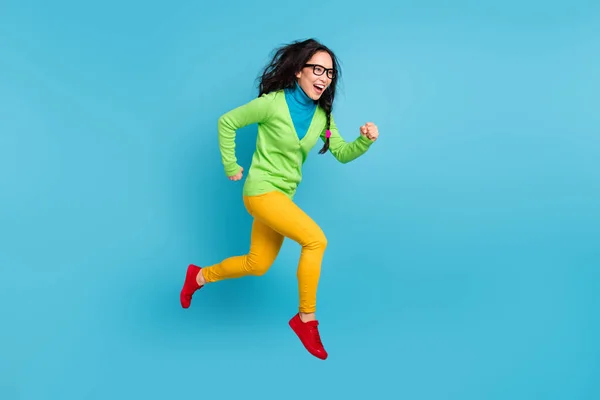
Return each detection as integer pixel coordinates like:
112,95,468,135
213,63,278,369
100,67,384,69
284,82,317,141
286,81,316,107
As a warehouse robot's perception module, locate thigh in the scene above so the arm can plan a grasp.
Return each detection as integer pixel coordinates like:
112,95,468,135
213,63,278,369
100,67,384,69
248,217,284,265
244,191,325,246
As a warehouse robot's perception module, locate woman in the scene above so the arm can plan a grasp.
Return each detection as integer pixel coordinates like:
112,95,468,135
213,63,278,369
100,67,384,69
179,38,379,360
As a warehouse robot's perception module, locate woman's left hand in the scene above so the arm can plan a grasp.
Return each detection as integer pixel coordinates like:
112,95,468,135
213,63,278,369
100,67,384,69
360,122,379,141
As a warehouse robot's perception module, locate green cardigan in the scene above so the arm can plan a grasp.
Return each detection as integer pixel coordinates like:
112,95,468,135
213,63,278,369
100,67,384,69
217,89,374,199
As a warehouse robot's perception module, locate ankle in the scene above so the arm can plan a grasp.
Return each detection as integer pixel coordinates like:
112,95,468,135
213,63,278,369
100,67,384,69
299,312,316,322
196,270,206,286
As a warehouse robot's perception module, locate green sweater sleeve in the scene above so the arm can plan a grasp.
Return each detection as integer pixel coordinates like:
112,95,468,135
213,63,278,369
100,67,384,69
321,114,374,163
217,93,275,176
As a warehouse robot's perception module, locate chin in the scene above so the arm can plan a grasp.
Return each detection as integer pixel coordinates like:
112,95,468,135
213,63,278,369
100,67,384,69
309,88,325,101
311,86,326,99
299,81,325,100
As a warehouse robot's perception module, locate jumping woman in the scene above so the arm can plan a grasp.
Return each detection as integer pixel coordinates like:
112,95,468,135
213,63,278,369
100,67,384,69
179,38,379,360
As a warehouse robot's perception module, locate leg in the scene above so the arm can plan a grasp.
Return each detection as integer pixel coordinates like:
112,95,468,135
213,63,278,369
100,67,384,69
202,219,284,282
179,218,284,309
244,191,327,315
243,191,329,360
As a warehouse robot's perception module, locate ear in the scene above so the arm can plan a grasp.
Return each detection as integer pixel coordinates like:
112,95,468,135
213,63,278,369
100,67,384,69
295,70,301,79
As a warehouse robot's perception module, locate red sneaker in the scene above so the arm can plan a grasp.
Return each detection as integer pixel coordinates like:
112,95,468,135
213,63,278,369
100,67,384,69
289,313,328,360
180,264,203,308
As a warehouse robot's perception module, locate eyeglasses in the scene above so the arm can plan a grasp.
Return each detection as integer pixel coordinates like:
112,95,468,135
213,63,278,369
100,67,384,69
305,64,336,79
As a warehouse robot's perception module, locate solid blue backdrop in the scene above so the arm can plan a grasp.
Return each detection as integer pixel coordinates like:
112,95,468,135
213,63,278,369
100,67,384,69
1,1,599,399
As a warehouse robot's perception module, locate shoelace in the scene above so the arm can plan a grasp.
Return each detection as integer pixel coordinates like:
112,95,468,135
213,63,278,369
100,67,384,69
309,325,323,346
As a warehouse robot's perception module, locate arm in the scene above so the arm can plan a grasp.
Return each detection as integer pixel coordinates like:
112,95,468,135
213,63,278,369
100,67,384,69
218,93,275,176
320,114,375,163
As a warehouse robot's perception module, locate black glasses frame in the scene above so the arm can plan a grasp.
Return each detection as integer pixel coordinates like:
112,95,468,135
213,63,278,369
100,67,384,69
305,63,336,79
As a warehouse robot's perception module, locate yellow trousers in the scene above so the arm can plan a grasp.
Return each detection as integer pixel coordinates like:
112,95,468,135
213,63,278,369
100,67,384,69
201,190,327,313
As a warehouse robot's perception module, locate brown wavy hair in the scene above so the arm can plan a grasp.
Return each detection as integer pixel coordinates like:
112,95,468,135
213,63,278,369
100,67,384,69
257,38,341,154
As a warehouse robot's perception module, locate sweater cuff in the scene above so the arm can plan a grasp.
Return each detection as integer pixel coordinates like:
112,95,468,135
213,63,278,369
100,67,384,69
224,163,241,177
358,134,375,147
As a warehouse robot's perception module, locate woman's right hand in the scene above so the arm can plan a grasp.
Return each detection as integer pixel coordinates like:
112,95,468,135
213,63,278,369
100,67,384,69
228,166,244,181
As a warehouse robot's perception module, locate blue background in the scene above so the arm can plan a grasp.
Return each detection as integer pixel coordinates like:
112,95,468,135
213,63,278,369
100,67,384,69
1,1,599,399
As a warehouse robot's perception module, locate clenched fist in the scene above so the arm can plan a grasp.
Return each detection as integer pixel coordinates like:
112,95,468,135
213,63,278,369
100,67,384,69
360,122,379,141
229,166,244,181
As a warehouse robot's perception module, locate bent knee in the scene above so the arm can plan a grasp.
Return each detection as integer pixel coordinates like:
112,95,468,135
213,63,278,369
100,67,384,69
245,257,275,276
251,265,270,276
307,231,327,250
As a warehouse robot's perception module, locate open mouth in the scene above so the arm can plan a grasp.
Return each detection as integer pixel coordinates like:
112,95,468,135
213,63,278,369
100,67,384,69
313,84,325,95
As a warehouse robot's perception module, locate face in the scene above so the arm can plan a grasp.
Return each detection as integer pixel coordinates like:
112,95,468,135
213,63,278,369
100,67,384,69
295,50,335,100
